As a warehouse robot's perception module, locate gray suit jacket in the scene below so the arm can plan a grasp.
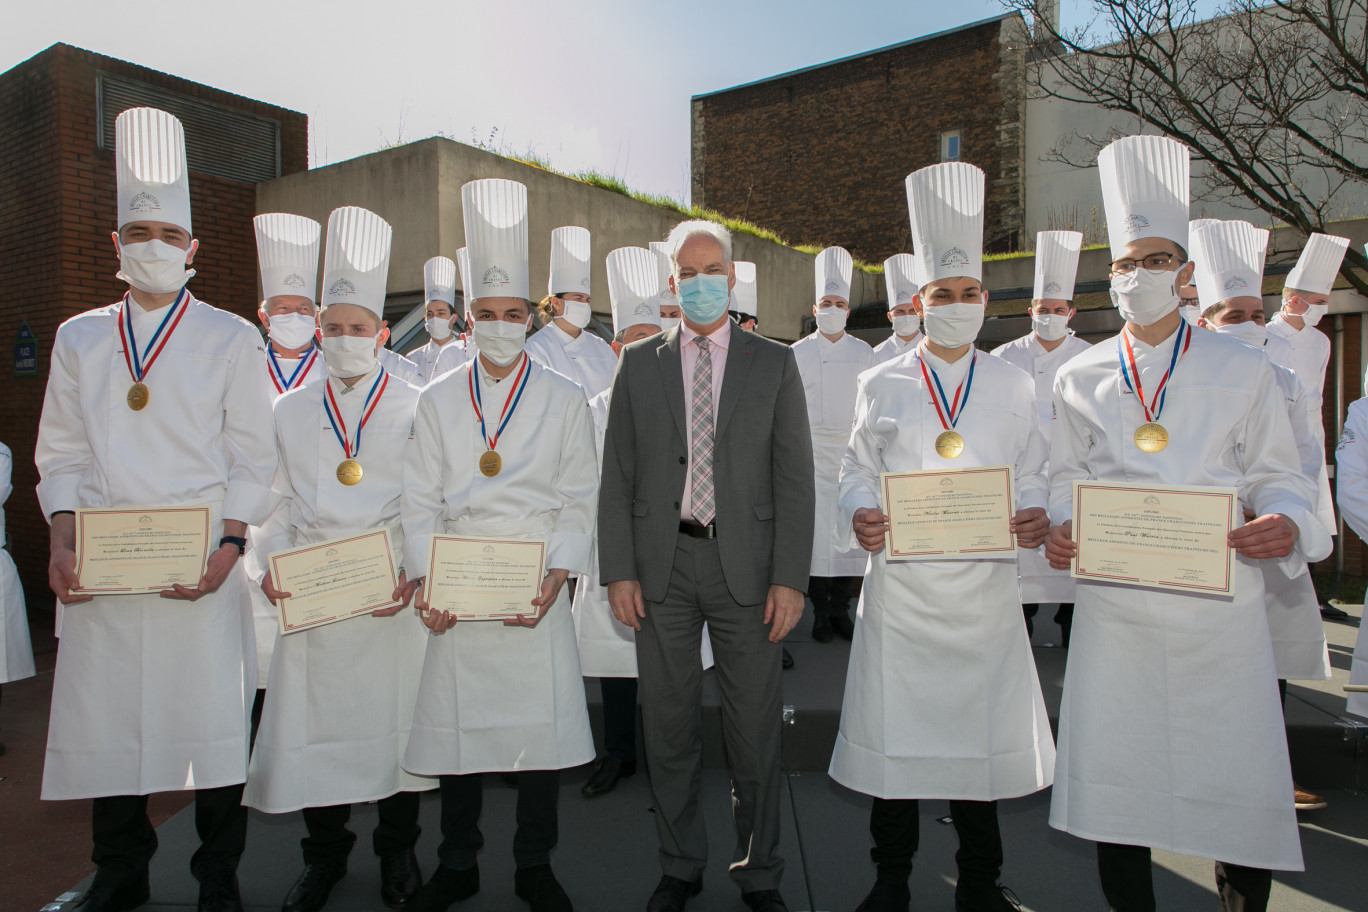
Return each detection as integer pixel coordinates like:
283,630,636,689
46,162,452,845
598,324,814,606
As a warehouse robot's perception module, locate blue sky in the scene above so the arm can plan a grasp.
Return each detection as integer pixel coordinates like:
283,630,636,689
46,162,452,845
3,0,1226,205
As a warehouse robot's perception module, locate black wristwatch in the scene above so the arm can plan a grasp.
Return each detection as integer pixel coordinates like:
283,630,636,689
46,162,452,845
219,535,247,555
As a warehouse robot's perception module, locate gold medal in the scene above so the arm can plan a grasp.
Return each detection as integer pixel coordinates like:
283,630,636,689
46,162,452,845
336,459,364,485
127,382,149,411
935,430,965,459
479,450,502,477
1134,423,1169,453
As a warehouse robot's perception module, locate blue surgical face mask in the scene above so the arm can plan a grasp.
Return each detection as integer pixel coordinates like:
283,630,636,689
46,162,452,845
676,274,731,325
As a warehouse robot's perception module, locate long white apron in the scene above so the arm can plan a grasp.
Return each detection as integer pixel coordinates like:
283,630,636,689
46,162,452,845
1349,623,1368,719
0,549,35,683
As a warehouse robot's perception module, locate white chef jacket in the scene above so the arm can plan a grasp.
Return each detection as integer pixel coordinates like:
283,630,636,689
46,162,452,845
243,367,435,813
0,442,34,684
871,330,922,365
829,346,1055,800
401,354,598,775
1266,314,1336,534
36,293,278,799
792,331,877,577
1047,325,1328,871
379,346,424,387
409,338,466,385
1334,399,1368,719
524,321,618,400
430,336,475,384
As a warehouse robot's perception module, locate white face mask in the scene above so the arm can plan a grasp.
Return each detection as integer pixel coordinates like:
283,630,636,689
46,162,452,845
660,317,681,333
268,312,318,350
471,317,530,367
425,315,454,342
1286,301,1328,328
321,333,381,379
1214,321,1268,349
922,301,984,349
1032,313,1070,342
1110,268,1181,327
560,299,593,330
1179,304,1201,327
891,313,920,339
815,307,848,335
117,238,195,295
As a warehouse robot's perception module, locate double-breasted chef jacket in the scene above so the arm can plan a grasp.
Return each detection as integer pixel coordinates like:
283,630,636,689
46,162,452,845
525,321,618,401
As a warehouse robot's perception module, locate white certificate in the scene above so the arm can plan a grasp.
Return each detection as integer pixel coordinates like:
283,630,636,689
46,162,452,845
880,465,1016,561
1071,481,1237,595
74,506,212,595
268,530,401,634
425,536,547,621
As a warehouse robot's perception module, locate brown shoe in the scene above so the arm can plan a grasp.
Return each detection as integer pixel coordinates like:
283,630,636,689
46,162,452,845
1293,783,1327,811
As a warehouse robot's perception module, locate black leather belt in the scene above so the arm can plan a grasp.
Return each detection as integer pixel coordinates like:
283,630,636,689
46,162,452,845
679,521,717,540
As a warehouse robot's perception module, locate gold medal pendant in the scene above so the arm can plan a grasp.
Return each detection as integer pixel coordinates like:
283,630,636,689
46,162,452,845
127,382,150,411
935,430,965,459
336,459,364,486
479,450,502,477
1134,423,1169,453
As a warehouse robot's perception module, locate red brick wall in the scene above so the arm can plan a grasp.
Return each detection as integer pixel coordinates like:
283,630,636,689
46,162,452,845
0,43,307,602
692,17,1024,263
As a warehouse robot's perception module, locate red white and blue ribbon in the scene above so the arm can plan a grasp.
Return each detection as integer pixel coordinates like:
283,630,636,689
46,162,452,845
117,288,190,384
1118,319,1191,424
267,344,319,394
469,354,531,451
919,347,977,431
324,367,388,459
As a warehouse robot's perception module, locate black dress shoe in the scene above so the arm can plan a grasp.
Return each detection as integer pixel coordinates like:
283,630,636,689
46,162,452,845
379,847,422,909
282,860,346,912
514,864,573,912
1321,603,1350,620
742,889,790,911
646,875,703,912
782,648,794,670
198,869,244,912
854,878,911,911
830,612,855,641
582,756,637,797
812,614,833,643
75,878,151,912
406,864,480,912
955,880,1021,911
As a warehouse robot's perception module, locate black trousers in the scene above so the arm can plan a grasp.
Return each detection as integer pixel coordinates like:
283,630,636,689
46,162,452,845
1022,603,1074,641
869,798,1002,885
300,791,423,865
91,785,247,887
600,676,639,763
808,576,860,617
1096,842,1272,912
436,771,559,871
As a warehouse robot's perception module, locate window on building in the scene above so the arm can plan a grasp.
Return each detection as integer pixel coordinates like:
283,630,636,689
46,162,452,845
941,130,961,162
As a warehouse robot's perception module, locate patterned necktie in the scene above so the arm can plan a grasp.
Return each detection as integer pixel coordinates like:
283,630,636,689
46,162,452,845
690,336,716,526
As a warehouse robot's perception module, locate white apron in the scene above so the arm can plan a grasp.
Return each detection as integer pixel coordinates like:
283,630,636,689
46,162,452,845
0,549,34,684
1334,399,1368,718
829,348,1055,800
1349,623,1368,720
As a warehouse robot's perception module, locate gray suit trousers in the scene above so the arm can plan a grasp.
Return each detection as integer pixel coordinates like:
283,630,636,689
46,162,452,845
635,532,784,891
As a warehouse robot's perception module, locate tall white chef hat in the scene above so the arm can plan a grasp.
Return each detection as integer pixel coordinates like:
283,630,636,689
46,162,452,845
254,212,321,303
732,262,758,318
1284,233,1350,296
424,256,457,306
1032,230,1083,301
906,162,986,286
462,179,529,303
607,246,662,334
549,226,592,297
814,247,853,304
116,107,192,235
649,241,678,309
455,247,471,318
320,206,392,318
1189,220,1268,307
1098,135,1190,260
883,253,919,310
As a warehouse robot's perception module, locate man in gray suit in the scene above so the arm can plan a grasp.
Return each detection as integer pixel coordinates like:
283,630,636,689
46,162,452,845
599,220,814,912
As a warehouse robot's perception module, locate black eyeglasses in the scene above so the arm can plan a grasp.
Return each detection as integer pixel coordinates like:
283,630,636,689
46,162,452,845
1111,253,1180,274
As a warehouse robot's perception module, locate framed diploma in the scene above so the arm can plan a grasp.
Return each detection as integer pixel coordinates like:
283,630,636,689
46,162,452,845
1071,481,1237,595
74,506,212,595
880,465,1016,561
268,530,400,634
425,535,547,621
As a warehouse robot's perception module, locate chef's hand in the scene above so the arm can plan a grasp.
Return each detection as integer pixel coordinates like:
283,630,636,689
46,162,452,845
507,568,569,628
414,579,457,634
608,579,646,631
48,513,91,604
374,570,418,617
853,508,890,552
1045,522,1077,570
764,584,804,643
1229,513,1299,559
261,575,291,606
1011,507,1049,549
163,543,239,601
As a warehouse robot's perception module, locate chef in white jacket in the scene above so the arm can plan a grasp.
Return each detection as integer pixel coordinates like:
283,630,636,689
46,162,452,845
992,230,1090,645
401,179,597,912
525,226,617,400
871,253,922,364
410,255,469,384
729,261,759,331
649,241,684,333
1045,135,1329,912
832,162,1054,912
36,107,277,912
0,441,35,704
430,247,477,379
793,247,876,643
245,207,433,912
1334,378,1368,721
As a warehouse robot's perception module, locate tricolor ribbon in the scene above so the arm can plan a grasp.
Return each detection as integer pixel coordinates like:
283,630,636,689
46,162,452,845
1118,319,1191,424
117,288,190,384
267,344,319,394
469,354,531,451
919,345,977,431
324,368,389,459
